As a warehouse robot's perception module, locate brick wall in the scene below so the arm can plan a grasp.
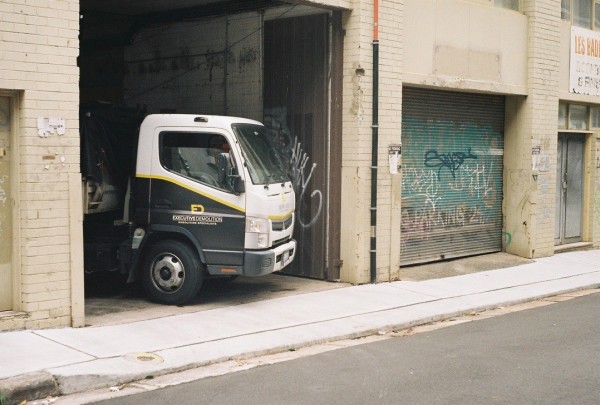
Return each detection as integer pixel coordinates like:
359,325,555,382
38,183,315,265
339,0,404,283
0,0,81,331
376,0,403,281
596,135,600,246
505,0,561,258
341,0,575,283
340,0,374,283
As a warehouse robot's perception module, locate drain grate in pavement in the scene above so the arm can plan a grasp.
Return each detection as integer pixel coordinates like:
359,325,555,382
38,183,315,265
125,352,164,363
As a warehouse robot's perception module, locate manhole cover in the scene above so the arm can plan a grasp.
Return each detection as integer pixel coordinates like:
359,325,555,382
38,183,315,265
125,352,164,363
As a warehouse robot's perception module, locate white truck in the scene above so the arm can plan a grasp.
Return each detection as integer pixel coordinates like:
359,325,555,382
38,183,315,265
81,106,296,305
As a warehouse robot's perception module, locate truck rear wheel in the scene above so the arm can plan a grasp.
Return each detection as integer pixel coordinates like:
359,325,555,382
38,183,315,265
142,240,203,305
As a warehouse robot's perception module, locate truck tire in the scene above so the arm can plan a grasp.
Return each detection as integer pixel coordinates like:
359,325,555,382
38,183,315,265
142,240,203,305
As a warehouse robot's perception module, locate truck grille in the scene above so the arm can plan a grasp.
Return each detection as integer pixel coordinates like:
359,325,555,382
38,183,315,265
272,215,293,231
272,236,290,247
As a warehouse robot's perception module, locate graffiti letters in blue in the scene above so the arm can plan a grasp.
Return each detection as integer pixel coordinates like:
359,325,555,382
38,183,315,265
424,147,478,179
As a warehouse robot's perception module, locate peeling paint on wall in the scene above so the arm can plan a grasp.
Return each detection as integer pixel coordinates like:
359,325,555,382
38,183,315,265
37,117,65,137
350,65,365,123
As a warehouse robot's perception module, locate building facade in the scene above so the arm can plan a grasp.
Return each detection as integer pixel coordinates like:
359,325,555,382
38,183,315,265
340,0,600,283
1,0,599,331
0,0,83,330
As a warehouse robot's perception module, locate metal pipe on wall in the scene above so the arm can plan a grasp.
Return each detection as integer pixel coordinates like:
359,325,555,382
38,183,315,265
370,0,379,283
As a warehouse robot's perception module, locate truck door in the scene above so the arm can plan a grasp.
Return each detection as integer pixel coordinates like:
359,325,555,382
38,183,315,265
150,130,246,266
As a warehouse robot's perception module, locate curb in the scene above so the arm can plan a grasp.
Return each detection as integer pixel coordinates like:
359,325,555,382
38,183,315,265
48,283,600,397
0,372,58,405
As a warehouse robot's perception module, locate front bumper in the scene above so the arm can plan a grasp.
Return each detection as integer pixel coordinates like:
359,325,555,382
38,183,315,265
243,239,296,276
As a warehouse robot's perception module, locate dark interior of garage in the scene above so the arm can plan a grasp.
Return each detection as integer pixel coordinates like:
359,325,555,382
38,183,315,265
78,0,343,305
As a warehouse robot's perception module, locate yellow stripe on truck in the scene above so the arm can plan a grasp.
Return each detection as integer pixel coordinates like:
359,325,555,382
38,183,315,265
137,173,246,213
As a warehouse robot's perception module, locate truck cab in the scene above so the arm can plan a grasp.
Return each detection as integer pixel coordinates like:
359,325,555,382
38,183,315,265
82,112,296,305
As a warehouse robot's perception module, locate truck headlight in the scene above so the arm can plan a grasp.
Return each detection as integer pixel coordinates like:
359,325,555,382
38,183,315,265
246,217,269,248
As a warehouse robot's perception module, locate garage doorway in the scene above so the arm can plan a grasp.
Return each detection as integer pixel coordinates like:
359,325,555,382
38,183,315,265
79,3,343,295
264,13,342,280
400,88,505,265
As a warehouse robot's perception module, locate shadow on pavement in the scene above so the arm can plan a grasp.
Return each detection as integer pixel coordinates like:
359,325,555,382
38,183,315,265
84,272,348,327
84,252,534,327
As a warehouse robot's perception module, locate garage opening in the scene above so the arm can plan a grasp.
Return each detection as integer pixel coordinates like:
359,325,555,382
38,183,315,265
79,1,342,312
264,13,342,280
400,87,505,266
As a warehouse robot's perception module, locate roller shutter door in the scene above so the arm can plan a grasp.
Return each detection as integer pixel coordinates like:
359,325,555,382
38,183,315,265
400,88,505,265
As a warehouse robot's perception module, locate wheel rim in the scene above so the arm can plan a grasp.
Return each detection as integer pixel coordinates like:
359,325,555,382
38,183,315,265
150,253,185,293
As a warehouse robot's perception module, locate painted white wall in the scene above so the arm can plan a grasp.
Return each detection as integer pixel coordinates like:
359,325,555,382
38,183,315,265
0,0,82,331
403,0,528,95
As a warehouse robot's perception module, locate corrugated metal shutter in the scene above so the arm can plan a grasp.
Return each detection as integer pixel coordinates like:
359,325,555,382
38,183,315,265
400,88,505,265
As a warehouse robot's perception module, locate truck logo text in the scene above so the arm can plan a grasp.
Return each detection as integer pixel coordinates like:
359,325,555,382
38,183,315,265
191,204,205,213
172,214,223,226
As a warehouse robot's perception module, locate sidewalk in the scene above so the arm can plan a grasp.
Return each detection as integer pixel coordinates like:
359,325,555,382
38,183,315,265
1,250,600,403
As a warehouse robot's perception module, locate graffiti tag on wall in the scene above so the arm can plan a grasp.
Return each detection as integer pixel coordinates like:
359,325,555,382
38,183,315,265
400,118,503,255
264,107,323,229
288,138,323,228
424,147,477,179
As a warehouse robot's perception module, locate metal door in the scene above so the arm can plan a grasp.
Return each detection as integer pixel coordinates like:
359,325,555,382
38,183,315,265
0,96,12,311
555,134,584,245
264,13,341,280
401,88,505,265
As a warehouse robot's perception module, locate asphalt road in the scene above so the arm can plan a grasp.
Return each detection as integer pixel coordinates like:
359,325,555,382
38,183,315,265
92,291,600,405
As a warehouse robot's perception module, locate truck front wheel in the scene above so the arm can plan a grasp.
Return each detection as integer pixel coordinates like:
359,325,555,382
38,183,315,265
142,240,203,305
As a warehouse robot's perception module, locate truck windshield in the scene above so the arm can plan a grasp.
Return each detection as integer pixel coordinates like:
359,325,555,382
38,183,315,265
232,124,288,185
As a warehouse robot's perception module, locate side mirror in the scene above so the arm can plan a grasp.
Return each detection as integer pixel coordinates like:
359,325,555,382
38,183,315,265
232,175,245,194
217,152,245,195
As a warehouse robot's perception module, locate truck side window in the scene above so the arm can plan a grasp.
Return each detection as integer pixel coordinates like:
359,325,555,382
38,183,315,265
160,132,234,192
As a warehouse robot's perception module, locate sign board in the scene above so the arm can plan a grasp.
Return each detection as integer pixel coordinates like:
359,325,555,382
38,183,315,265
570,26,600,96
388,144,401,174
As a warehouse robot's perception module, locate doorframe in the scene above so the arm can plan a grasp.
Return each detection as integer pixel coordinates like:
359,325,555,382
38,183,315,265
555,131,591,246
0,90,21,312
582,132,597,244
327,10,343,280
263,12,341,280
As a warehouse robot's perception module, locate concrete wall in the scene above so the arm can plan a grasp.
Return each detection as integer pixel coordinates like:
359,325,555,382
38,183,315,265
122,4,348,120
339,0,404,283
124,12,263,121
403,0,528,95
339,0,599,284
340,0,529,283
0,0,83,331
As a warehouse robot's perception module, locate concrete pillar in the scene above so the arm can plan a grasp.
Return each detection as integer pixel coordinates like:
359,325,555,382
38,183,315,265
504,0,560,258
340,0,403,283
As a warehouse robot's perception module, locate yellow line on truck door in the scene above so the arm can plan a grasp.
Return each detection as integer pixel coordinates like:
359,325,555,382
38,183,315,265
137,174,245,213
